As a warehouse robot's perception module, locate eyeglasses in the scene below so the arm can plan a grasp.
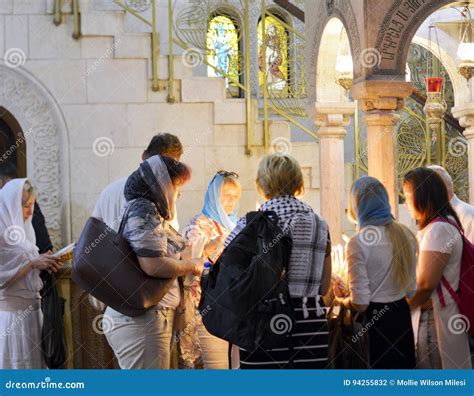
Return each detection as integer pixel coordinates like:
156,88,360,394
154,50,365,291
216,170,239,179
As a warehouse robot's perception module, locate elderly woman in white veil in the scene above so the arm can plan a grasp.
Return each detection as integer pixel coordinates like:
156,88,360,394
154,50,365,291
0,178,62,369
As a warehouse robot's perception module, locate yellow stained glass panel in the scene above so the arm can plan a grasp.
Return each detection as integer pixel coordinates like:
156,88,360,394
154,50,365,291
258,15,288,94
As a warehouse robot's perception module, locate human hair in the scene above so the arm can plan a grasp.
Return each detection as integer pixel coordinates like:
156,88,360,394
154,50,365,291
0,161,18,180
385,222,417,293
403,167,462,230
22,180,35,203
427,165,454,195
256,154,304,199
161,155,191,186
222,175,241,191
143,133,183,160
349,176,416,292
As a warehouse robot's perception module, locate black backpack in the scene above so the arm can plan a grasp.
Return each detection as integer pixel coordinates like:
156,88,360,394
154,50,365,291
199,211,293,351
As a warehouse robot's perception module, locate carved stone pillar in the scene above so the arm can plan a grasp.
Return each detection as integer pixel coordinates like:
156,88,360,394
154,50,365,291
352,80,414,218
452,105,474,203
315,102,355,245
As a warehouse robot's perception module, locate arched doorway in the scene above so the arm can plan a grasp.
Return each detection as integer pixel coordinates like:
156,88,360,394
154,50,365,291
0,107,27,178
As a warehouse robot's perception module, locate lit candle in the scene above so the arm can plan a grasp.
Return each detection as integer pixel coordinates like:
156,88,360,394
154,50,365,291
331,243,348,288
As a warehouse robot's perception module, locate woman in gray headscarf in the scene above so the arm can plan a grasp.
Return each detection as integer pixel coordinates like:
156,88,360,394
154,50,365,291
104,155,202,369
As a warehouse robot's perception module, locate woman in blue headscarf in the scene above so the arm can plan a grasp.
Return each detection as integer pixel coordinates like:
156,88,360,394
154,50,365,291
180,171,241,369
334,176,417,369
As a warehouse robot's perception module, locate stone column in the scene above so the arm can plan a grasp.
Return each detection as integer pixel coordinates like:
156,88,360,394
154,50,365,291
315,102,355,245
452,104,474,204
352,81,414,218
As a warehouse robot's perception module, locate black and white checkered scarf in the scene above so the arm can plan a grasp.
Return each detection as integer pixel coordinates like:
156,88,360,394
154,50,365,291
226,195,328,298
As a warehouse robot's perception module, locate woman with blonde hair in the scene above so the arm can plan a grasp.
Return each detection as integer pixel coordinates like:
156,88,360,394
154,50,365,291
180,170,241,369
0,179,63,368
334,176,417,369
225,154,332,369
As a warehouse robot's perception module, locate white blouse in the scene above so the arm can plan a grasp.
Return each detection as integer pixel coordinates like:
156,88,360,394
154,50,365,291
417,220,463,305
346,225,417,305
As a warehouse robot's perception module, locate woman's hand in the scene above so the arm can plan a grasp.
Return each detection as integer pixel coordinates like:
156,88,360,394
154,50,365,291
191,259,204,277
31,253,63,272
204,236,225,257
332,274,349,298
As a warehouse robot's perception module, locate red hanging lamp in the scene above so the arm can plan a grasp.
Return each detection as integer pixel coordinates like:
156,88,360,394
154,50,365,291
423,26,447,130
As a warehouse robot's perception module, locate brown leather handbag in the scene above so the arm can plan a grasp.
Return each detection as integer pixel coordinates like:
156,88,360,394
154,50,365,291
71,205,175,317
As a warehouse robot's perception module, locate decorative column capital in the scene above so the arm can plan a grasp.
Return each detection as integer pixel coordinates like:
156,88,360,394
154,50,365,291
352,80,414,112
364,110,400,127
314,102,356,139
452,104,474,139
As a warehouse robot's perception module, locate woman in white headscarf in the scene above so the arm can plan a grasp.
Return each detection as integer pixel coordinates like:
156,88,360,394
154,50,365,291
0,178,62,369
104,155,203,369
179,171,241,369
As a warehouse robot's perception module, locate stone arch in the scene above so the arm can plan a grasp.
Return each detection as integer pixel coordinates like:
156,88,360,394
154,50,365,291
0,64,71,248
316,17,352,102
374,0,454,76
305,0,361,112
0,107,26,177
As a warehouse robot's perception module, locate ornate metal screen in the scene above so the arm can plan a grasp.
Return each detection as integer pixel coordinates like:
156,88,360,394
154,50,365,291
356,43,469,201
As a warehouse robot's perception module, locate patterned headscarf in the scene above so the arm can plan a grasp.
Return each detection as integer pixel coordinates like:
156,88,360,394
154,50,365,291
124,155,176,221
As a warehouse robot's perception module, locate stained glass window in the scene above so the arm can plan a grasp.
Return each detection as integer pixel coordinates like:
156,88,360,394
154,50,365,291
258,15,289,95
206,15,240,97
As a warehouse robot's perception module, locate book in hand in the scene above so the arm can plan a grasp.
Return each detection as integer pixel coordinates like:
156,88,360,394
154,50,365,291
52,242,76,261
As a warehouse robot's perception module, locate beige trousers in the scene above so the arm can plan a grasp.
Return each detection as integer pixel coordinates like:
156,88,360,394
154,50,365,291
196,320,229,369
104,306,175,369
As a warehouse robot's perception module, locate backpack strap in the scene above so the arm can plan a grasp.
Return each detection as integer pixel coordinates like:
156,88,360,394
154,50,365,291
431,217,465,236
437,276,461,308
